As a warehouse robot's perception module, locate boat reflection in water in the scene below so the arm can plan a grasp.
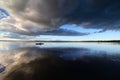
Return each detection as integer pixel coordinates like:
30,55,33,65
0,42,120,80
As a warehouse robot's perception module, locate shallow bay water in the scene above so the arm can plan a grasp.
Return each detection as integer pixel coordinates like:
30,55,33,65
0,42,120,80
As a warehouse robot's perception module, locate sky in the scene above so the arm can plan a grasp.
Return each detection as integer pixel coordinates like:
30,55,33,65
0,0,120,40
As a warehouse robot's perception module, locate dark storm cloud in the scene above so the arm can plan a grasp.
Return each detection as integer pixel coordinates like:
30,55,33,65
3,0,120,30
38,29,88,36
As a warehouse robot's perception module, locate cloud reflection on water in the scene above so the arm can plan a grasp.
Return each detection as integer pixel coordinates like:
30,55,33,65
0,42,120,80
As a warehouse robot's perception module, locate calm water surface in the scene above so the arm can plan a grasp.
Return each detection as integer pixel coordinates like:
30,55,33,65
0,42,120,80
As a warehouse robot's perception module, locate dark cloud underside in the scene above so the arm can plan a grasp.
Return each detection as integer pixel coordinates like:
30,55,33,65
5,0,120,29
38,29,88,36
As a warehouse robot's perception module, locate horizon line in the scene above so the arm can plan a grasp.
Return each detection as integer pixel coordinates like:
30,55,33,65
0,39,120,42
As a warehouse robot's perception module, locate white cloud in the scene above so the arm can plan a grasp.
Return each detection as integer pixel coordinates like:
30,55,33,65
0,16,46,35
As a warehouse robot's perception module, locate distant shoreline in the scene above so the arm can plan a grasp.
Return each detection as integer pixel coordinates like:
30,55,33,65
0,40,120,42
